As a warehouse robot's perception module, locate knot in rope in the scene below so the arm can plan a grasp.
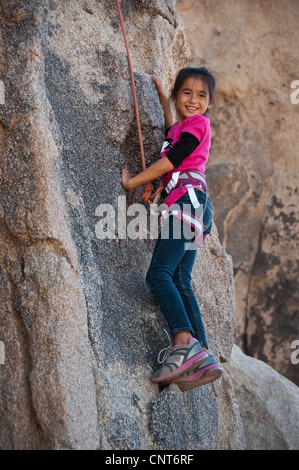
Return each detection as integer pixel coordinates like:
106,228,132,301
141,183,164,206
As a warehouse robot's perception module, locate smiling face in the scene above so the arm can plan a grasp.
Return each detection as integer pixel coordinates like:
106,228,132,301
174,77,213,125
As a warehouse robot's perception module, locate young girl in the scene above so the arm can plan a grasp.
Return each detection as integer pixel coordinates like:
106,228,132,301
122,67,222,391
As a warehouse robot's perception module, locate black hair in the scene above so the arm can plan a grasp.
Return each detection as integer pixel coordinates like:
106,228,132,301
171,67,216,102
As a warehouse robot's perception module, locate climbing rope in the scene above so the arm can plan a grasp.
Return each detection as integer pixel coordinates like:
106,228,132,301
116,0,163,206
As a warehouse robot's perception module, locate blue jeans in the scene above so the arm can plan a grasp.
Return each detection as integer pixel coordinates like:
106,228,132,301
146,189,213,349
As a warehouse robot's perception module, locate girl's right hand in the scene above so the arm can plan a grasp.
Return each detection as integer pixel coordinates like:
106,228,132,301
151,75,169,107
122,169,132,191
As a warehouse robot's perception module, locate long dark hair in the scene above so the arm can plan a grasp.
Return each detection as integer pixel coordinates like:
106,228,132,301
171,67,216,102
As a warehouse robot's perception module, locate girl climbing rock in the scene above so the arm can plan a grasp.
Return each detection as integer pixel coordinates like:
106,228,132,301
122,67,222,391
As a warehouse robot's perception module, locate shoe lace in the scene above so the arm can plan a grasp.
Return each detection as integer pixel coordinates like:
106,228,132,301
157,329,173,364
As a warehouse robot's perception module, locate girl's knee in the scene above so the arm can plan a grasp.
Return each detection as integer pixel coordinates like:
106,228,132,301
146,266,171,288
173,270,192,289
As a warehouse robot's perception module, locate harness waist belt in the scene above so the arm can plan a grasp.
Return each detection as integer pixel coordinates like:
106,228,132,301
164,170,207,195
163,170,208,211
159,170,209,247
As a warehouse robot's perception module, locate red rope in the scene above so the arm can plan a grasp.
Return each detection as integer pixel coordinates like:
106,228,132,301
115,0,163,206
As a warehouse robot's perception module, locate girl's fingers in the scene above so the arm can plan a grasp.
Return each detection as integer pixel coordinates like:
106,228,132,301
121,169,130,186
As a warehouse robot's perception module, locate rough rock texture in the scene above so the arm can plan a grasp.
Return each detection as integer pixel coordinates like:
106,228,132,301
224,345,299,450
177,0,299,385
0,0,246,450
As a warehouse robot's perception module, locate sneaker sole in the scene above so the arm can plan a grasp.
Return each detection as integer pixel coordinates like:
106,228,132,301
151,351,209,383
176,365,222,392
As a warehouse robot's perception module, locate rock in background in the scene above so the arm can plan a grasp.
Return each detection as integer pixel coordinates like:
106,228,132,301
0,0,245,450
177,0,299,386
224,345,299,450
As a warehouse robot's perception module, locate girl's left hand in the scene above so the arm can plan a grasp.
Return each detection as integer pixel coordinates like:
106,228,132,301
152,75,168,105
122,169,132,191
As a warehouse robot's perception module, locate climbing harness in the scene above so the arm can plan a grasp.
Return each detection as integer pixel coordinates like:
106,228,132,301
159,170,208,247
163,170,207,212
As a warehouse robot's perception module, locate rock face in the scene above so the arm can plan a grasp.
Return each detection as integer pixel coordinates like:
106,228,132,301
224,346,299,450
0,0,246,450
177,0,299,386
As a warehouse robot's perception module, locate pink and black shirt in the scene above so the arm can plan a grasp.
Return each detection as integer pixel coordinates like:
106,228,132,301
160,115,211,208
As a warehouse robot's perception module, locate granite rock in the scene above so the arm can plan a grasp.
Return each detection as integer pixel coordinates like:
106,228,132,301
0,0,244,449
224,345,299,450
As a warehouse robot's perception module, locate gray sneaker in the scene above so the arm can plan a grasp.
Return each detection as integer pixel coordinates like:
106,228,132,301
164,351,222,391
151,336,209,383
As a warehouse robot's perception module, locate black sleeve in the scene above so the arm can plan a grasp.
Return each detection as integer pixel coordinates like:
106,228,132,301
165,132,200,168
165,127,171,137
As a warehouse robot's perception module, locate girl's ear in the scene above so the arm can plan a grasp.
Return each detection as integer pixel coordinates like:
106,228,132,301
208,96,215,108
